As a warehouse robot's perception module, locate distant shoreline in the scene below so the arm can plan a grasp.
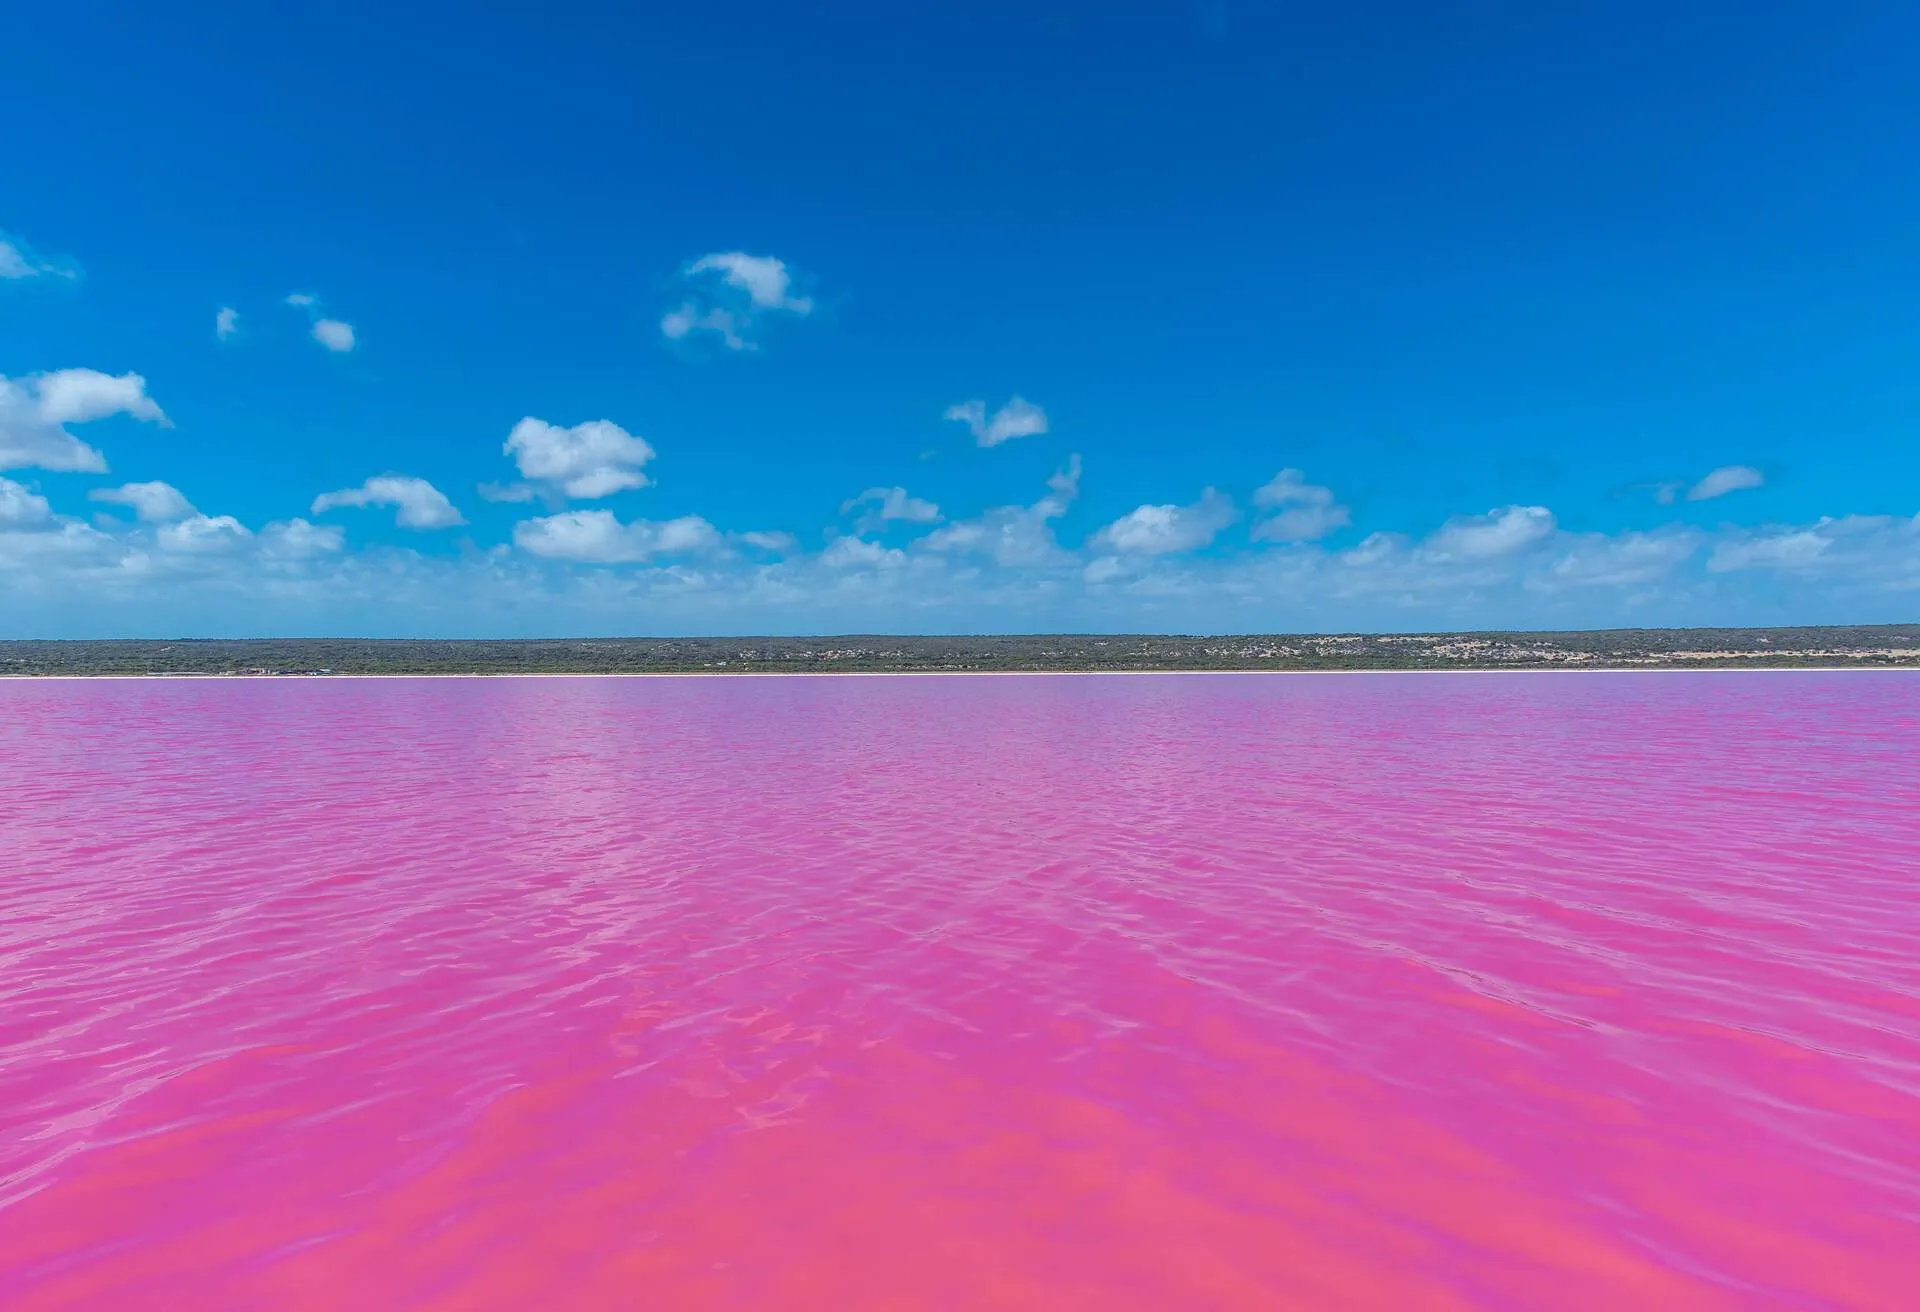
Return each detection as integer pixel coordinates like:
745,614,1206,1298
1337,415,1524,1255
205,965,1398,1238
4,666,1917,681
5,627,1915,678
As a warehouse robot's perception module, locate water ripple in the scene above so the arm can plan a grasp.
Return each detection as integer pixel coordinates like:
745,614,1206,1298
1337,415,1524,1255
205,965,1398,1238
2,672,1917,1308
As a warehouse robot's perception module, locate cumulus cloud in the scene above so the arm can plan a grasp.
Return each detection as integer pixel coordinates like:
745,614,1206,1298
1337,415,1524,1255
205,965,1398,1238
943,397,1049,448
6,480,1920,636
1091,489,1235,556
1686,464,1764,502
1707,526,1831,573
312,474,465,529
1540,529,1699,588
514,509,720,563
0,231,78,281
0,370,170,473
922,454,1083,567
1340,532,1406,568
0,477,53,526
216,307,240,341
1416,505,1556,563
35,370,169,427
822,535,907,570
841,485,941,531
312,319,355,352
260,518,344,557
283,295,356,352
158,514,252,553
1251,469,1350,543
663,252,812,351
502,417,655,500
688,253,813,313
89,480,196,523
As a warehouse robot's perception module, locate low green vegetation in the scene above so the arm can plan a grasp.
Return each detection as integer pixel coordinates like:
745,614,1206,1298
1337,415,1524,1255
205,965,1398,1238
3,626,1917,675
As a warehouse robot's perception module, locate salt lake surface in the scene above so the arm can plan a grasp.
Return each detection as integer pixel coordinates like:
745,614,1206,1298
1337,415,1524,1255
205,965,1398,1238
2,672,1917,1309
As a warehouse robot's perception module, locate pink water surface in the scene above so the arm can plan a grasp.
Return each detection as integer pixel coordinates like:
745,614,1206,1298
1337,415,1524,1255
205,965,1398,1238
2,672,1918,1309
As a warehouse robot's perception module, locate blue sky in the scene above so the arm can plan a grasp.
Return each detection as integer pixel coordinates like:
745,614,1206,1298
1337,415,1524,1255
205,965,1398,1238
3,0,1918,637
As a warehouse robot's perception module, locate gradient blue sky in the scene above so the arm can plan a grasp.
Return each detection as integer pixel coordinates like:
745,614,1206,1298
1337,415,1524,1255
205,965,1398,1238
4,0,1917,636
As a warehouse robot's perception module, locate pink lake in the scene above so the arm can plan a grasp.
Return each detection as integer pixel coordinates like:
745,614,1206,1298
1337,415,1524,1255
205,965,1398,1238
2,671,1918,1309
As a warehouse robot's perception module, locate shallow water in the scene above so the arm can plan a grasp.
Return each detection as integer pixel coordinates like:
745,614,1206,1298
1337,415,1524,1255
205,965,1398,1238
2,672,1917,1309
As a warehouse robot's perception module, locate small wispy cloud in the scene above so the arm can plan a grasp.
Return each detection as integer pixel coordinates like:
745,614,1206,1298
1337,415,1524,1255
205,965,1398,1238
215,307,240,341
662,252,813,352
312,474,464,529
688,253,813,314
0,231,79,281
740,529,798,554
1686,464,1763,501
943,397,1049,448
283,294,356,352
841,485,941,532
1653,464,1765,504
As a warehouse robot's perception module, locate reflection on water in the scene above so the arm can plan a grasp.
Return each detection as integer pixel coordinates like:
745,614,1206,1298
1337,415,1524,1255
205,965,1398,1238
2,673,1917,1308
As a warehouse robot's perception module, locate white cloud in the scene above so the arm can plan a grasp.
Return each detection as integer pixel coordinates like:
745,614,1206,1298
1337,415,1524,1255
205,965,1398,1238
1541,529,1699,588
477,481,539,503
1687,464,1764,502
842,485,941,530
1707,527,1830,573
7,486,1920,638
1091,489,1235,556
260,518,344,557
1340,532,1406,567
687,253,813,313
1250,469,1350,543
740,530,798,554
312,319,356,353
661,304,748,351
0,231,78,281
89,480,196,523
0,477,53,527
504,417,656,500
922,454,1083,567
0,520,119,574
158,514,252,553
283,295,356,352
312,474,465,529
822,535,907,570
1417,505,1556,563
34,370,169,426
663,253,813,351
0,370,169,473
216,307,240,341
944,397,1049,447
514,509,720,563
